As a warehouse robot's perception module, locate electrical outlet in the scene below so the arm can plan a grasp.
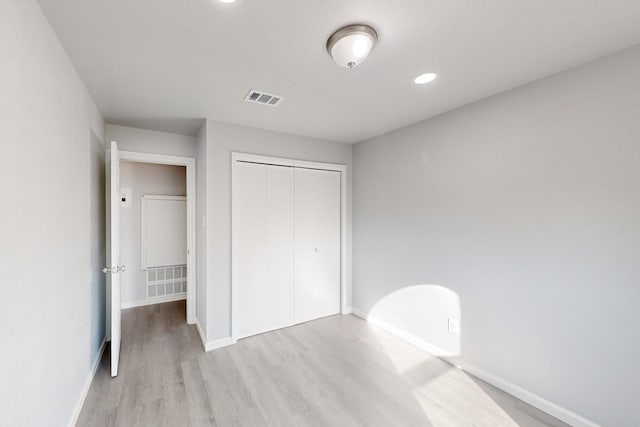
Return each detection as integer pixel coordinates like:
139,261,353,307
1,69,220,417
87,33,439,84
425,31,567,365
448,318,460,336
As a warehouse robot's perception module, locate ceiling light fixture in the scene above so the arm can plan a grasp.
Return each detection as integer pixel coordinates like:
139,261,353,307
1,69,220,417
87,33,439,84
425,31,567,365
219,0,236,3
414,73,437,84
327,24,378,69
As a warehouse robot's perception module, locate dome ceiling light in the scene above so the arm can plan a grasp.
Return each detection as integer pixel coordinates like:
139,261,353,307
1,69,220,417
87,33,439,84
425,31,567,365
326,24,378,69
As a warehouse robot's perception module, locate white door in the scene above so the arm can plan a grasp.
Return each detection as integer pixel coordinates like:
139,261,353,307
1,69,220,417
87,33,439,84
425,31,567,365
105,141,123,377
294,168,341,324
235,162,295,338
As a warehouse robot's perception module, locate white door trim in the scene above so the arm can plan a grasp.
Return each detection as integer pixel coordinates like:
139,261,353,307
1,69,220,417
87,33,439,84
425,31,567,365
231,152,349,343
118,148,197,325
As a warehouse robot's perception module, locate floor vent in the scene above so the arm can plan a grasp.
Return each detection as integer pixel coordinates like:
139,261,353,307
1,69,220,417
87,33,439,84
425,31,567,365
245,89,284,107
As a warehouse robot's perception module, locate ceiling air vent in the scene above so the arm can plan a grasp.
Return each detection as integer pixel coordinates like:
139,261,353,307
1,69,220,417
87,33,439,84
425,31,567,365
244,89,284,107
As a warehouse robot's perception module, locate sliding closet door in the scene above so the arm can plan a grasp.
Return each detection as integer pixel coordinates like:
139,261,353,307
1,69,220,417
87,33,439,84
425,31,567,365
294,168,341,324
235,162,295,338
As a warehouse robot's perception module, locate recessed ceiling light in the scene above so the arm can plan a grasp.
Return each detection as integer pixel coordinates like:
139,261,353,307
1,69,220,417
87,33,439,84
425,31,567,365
327,24,378,69
414,73,437,84
219,0,236,3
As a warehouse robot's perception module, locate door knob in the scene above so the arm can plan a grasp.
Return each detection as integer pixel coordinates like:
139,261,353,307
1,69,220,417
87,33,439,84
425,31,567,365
102,265,126,274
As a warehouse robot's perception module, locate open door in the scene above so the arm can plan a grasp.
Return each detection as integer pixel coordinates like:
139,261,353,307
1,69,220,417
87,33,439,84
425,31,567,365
104,141,124,377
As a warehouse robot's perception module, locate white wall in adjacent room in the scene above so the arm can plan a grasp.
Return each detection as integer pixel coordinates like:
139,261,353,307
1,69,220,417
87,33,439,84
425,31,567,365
119,162,186,305
353,44,640,427
0,1,105,425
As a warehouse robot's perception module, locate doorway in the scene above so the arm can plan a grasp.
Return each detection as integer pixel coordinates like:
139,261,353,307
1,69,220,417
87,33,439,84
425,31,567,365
120,162,187,309
105,144,197,377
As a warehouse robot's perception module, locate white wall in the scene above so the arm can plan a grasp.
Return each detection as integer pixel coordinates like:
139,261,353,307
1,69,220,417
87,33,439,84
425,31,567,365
195,124,208,338
0,1,105,426
120,162,186,305
106,124,196,158
205,120,353,341
353,44,640,427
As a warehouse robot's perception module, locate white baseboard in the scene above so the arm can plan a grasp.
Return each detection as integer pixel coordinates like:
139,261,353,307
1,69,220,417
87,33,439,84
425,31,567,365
368,313,454,357
350,307,368,319
196,320,208,351
454,361,600,427
196,320,234,352
350,307,600,427
68,337,106,427
121,294,186,309
204,337,234,352
342,306,353,314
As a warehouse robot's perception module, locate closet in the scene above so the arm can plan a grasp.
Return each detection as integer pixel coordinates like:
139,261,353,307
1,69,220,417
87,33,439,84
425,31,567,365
233,158,342,339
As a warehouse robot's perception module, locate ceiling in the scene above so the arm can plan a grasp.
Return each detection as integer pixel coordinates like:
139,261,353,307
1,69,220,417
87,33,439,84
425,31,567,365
38,0,640,143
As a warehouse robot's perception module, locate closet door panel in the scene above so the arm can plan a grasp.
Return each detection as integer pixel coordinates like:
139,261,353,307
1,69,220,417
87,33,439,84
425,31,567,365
265,165,295,334
294,168,341,324
236,162,268,339
236,162,294,338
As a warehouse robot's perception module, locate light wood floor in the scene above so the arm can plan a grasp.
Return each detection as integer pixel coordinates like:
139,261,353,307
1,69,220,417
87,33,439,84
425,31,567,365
78,301,569,427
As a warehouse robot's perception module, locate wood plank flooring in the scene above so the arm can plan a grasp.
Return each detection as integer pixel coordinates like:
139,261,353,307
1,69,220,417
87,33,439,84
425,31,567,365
77,301,569,427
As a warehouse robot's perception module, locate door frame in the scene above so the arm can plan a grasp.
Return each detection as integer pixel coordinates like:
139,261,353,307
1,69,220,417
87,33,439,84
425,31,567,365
231,152,349,342
116,147,197,325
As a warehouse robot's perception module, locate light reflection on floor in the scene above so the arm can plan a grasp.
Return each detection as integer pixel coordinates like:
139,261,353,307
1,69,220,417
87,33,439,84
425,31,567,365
368,322,568,427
